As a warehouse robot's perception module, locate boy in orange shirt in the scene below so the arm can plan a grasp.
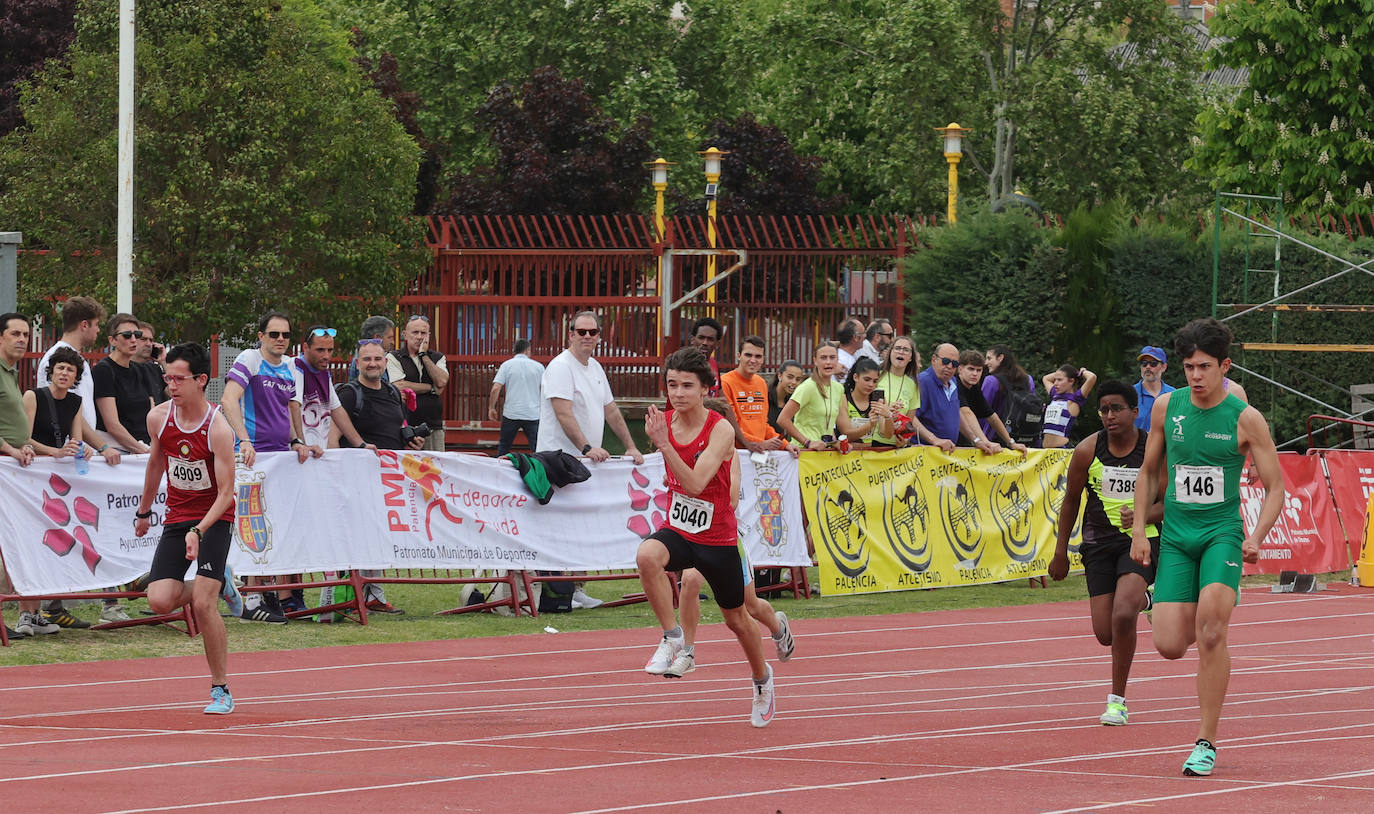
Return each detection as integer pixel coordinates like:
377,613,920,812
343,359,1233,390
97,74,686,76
719,335,789,453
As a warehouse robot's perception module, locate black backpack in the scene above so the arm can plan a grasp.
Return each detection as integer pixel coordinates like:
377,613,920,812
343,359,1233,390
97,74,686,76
998,374,1046,445
537,574,575,613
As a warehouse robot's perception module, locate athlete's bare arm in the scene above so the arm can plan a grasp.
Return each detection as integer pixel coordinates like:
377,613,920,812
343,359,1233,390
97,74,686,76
1131,392,1172,566
133,403,172,538
648,408,735,496
1237,406,1283,563
1051,434,1096,580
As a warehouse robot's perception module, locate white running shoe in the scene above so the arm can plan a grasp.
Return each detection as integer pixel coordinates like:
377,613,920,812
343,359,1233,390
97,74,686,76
571,589,604,609
17,611,60,636
774,611,795,662
751,666,775,728
644,634,683,675
100,604,132,623
664,649,695,678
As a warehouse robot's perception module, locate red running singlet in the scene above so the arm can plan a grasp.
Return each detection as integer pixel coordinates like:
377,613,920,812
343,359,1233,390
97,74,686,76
663,409,736,546
159,403,233,525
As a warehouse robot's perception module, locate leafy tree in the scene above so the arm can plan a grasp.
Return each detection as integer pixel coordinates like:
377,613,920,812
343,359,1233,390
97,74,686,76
0,0,426,343
1191,0,1374,213
350,28,442,214
959,0,1206,212
0,0,77,135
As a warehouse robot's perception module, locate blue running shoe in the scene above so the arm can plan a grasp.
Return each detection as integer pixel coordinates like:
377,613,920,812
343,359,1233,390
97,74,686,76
220,565,244,618
204,686,234,715
1183,739,1215,776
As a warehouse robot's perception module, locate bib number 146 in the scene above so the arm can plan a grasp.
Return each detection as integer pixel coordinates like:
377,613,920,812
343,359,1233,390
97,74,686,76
1175,465,1223,504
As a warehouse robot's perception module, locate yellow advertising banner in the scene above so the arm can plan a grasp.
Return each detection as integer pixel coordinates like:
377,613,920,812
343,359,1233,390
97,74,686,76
801,447,1085,595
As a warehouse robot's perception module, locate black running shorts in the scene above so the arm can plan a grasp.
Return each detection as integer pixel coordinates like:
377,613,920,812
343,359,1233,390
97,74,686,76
149,520,232,586
648,528,747,610
1080,535,1160,598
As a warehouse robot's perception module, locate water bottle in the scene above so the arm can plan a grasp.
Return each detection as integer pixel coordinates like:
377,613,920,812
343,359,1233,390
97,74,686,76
74,441,89,476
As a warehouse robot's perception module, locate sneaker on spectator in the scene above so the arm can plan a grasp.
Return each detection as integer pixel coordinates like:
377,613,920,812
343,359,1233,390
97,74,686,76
18,611,60,636
239,604,288,624
45,608,92,629
774,611,795,662
280,594,307,615
364,586,403,614
5,624,28,640
571,589,603,609
203,686,235,715
220,565,244,618
663,649,695,678
99,604,131,623
750,666,776,728
645,634,683,675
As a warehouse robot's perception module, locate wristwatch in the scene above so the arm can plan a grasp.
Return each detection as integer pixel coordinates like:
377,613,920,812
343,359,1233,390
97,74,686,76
289,438,304,448
581,443,592,454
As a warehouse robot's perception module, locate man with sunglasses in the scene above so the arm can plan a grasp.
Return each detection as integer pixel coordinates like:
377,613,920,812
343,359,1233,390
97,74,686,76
91,313,156,455
221,310,303,624
1133,346,1174,431
1050,380,1162,729
914,342,961,451
856,318,894,364
387,314,449,451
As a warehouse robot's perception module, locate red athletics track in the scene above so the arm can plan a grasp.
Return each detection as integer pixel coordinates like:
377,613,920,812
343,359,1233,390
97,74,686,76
2,586,1373,814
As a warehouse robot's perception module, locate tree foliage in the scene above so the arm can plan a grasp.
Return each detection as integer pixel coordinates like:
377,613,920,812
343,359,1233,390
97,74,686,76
437,66,653,215
1191,0,1374,213
0,0,77,135
0,0,426,343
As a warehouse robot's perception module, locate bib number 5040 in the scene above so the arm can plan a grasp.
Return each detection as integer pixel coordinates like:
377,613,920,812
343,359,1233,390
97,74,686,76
669,493,713,534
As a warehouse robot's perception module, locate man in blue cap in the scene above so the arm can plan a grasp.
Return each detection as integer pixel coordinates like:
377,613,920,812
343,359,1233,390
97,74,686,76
1133,346,1174,431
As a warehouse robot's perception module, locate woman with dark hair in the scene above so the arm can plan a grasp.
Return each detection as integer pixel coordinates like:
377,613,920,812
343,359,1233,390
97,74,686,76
24,346,121,464
842,357,891,443
766,360,806,436
982,344,1036,439
872,335,920,447
1041,363,1098,448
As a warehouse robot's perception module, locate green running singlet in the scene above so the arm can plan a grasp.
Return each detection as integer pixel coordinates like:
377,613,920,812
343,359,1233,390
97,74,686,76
1156,391,1248,603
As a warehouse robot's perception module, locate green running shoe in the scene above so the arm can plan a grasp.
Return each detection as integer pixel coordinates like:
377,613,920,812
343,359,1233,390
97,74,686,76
1099,700,1128,726
1183,739,1216,776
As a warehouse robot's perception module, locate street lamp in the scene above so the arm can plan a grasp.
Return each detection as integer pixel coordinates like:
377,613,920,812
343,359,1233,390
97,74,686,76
698,146,728,304
645,157,674,242
933,123,971,224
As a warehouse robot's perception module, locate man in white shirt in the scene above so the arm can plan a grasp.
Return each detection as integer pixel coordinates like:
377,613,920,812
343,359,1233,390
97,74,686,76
36,296,105,432
537,312,644,610
857,318,893,364
834,317,865,383
489,338,544,455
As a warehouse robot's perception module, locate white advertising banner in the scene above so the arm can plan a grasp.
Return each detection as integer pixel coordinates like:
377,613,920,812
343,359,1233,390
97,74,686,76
0,450,806,596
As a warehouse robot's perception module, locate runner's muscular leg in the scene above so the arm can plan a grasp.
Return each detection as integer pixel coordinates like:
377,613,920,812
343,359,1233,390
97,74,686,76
1151,601,1197,659
721,604,768,680
635,538,679,630
744,584,780,636
146,578,194,616
679,568,704,646
1195,581,1237,743
1109,572,1149,696
193,575,229,684
1089,593,1116,646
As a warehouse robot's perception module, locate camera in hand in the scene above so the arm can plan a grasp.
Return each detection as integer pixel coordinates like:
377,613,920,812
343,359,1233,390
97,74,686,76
400,422,433,443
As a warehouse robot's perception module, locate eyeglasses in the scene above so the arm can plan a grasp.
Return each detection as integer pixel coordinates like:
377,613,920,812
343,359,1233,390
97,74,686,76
310,328,337,338
1098,403,1132,414
264,331,290,340
877,331,894,338
162,373,203,384
357,338,383,346
939,357,959,367
574,328,600,337
115,330,144,340
890,346,911,354
1139,359,1161,368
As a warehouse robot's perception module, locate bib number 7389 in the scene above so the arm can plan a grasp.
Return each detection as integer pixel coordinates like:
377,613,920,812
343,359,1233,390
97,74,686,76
668,492,714,535
1174,464,1223,504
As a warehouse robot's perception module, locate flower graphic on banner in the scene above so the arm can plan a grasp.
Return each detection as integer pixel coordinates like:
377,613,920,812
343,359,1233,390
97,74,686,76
626,467,669,539
39,473,102,573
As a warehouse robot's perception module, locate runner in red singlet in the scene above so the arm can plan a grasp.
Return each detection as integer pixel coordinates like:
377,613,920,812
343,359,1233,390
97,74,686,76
636,347,776,727
133,343,241,714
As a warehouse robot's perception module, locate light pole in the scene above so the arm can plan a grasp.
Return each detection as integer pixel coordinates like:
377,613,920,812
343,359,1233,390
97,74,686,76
646,157,675,353
698,146,727,304
934,123,971,224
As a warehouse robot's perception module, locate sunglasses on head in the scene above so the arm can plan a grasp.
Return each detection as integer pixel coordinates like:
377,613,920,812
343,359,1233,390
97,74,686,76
939,356,959,367
1140,359,1161,368
264,330,290,340
357,338,383,346
1098,403,1132,414
408,314,430,324
115,330,144,340
574,327,600,337
310,328,337,338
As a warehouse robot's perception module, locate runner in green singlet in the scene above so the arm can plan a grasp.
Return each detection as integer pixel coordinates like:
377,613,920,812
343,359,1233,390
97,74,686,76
1131,318,1284,778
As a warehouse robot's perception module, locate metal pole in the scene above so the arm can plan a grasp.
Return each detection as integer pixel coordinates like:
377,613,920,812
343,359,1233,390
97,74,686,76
946,156,960,224
1211,190,1222,319
116,0,136,314
0,232,20,312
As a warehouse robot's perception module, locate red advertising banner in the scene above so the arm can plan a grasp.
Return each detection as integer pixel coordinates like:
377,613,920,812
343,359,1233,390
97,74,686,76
1241,452,1348,575
1320,450,1374,561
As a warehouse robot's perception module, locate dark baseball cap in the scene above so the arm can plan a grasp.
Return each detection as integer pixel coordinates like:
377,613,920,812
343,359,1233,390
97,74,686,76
1137,346,1167,363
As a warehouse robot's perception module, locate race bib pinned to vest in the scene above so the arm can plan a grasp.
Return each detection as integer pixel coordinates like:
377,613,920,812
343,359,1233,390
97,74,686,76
168,456,212,491
668,492,714,535
1101,465,1139,501
1174,464,1223,504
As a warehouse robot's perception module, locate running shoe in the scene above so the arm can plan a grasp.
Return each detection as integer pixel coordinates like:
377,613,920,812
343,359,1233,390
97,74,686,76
571,589,604,609
1143,583,1154,623
644,634,684,675
280,594,307,614
100,604,132,623
239,604,288,624
220,565,244,618
664,650,696,678
1100,700,1128,726
4,625,28,640
1182,739,1216,776
18,611,60,635
750,666,775,728
45,608,91,629
774,611,795,662
365,598,404,614
204,686,235,715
